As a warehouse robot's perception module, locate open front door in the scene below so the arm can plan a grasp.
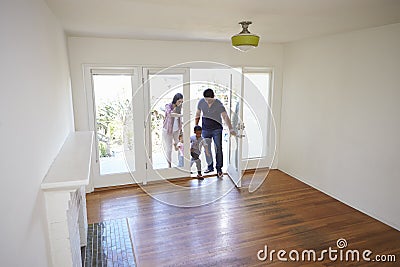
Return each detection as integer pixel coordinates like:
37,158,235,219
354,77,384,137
227,70,244,187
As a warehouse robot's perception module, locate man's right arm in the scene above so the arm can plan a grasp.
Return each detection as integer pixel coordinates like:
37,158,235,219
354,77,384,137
195,109,201,125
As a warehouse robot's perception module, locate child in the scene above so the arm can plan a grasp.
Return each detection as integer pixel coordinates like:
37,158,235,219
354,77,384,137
190,126,209,180
176,134,184,167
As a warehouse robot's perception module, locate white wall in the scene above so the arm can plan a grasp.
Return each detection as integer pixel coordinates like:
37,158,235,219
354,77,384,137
280,23,400,230
0,0,74,265
67,37,284,169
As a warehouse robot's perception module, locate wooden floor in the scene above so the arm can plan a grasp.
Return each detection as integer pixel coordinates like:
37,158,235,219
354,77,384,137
86,170,400,266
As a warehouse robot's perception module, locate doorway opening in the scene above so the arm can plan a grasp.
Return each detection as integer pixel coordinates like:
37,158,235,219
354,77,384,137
86,64,274,189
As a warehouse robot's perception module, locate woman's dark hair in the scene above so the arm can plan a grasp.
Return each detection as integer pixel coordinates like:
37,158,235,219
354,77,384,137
203,88,214,98
172,93,183,113
172,93,183,104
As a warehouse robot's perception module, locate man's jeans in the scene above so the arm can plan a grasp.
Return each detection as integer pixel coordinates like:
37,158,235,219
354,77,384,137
202,129,223,172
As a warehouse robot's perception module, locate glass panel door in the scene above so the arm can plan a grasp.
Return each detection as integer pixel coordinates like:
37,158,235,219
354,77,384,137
226,68,244,187
243,72,270,159
242,70,275,170
242,69,276,192
143,68,190,183
88,68,145,187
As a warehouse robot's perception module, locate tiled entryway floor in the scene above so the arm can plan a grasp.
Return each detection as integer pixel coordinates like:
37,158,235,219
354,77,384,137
84,218,136,267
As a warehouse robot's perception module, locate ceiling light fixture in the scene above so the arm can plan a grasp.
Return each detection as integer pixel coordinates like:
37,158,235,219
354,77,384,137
231,21,260,52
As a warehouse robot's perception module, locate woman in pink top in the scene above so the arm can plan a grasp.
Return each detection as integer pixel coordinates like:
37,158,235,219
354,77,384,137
162,93,183,168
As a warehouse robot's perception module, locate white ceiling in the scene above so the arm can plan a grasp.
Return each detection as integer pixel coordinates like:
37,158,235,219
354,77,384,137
45,0,400,43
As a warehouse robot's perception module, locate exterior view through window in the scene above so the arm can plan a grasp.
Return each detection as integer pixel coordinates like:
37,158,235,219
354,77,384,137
93,74,134,175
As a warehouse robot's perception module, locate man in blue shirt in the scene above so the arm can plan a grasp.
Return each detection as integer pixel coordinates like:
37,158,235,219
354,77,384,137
195,88,236,178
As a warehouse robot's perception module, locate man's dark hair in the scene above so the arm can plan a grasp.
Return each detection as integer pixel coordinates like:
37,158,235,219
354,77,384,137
203,88,214,98
194,125,202,132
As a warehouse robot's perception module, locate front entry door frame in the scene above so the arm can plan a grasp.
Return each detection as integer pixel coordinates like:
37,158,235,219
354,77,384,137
84,64,274,189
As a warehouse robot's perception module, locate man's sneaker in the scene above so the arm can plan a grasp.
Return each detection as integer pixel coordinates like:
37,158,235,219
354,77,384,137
217,172,223,178
197,174,204,180
204,169,214,174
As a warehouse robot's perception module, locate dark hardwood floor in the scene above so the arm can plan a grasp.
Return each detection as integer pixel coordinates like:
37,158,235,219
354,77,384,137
86,170,400,266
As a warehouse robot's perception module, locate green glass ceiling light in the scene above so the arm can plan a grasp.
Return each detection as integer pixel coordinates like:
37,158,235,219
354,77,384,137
231,21,260,52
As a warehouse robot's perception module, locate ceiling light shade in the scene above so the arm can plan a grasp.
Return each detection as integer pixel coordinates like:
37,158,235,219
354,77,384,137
231,21,260,52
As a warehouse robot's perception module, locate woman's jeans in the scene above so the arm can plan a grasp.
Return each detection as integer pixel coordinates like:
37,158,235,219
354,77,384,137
202,129,223,172
162,128,180,167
